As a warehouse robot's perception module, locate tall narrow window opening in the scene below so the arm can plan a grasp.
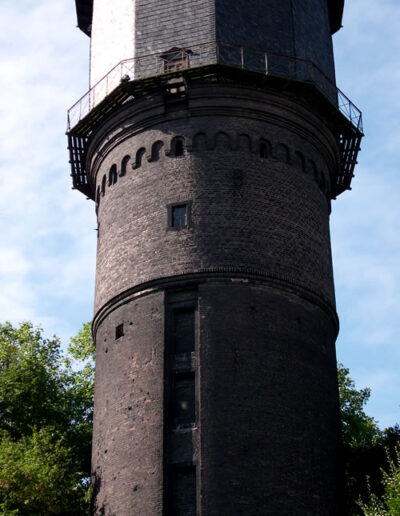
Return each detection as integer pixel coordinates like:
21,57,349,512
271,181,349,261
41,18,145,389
174,139,184,157
96,187,101,213
150,141,164,162
121,155,130,176
170,466,196,516
259,142,269,158
109,164,118,185
173,307,195,354
171,373,195,429
134,147,146,169
164,293,197,515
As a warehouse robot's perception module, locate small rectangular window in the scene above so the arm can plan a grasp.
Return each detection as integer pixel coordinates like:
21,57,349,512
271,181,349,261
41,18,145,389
115,324,124,340
167,201,192,230
173,205,187,227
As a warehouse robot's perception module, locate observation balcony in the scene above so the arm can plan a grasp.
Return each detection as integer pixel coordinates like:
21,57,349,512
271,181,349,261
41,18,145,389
67,40,363,199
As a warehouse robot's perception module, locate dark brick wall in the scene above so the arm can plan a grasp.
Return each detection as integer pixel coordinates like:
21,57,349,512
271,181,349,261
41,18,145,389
91,83,338,315
82,0,347,512
216,0,294,56
215,0,335,82
89,81,342,514
198,282,341,515
91,281,342,514
91,290,165,515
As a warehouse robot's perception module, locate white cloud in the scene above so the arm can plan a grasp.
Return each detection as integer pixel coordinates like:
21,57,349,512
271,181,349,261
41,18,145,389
0,0,95,345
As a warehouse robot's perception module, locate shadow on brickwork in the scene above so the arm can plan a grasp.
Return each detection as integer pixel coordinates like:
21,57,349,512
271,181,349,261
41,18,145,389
90,471,105,516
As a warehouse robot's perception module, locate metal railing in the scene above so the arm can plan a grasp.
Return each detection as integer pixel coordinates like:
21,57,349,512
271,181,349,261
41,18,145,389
67,40,363,134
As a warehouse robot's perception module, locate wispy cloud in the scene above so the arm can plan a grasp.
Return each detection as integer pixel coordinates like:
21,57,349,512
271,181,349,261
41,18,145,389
0,0,96,343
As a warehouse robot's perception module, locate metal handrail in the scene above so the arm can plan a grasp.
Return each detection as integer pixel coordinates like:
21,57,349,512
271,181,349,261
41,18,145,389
67,40,363,134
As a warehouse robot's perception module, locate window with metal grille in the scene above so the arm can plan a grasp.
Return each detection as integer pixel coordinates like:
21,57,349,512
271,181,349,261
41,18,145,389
163,50,189,73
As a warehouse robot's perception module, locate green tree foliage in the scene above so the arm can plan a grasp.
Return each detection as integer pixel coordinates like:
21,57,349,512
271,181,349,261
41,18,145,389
0,322,67,439
0,428,88,515
358,445,400,516
1,323,398,514
338,364,400,515
338,363,382,448
0,321,94,515
63,322,95,478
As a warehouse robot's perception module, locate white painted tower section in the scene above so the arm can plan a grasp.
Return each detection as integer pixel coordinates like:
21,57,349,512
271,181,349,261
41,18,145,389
90,0,135,103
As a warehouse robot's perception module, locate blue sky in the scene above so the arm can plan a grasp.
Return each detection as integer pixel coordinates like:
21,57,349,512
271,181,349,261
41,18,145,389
0,0,398,429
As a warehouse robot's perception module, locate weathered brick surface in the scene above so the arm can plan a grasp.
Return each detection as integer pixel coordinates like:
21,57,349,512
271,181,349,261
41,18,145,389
92,291,165,515
91,281,342,514
91,83,337,315
79,0,350,512
89,80,343,514
198,282,341,515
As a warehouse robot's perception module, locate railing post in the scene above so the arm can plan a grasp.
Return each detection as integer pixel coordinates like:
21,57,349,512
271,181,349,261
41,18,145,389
265,52,268,75
241,46,244,69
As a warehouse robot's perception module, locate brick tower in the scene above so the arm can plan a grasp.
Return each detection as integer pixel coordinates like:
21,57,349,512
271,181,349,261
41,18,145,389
68,1,363,514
